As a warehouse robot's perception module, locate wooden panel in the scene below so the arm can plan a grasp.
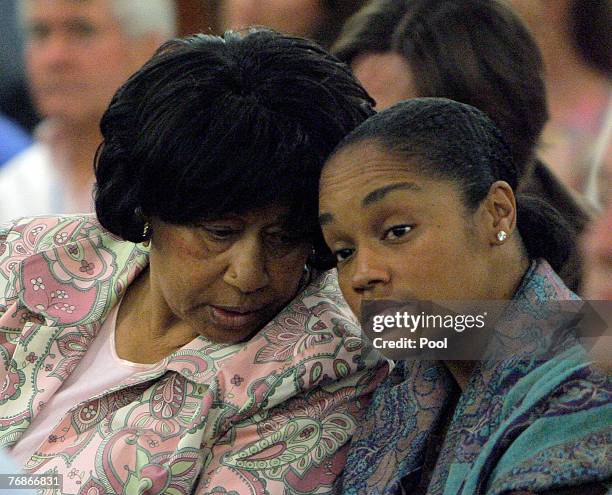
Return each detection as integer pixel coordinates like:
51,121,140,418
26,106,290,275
176,0,219,36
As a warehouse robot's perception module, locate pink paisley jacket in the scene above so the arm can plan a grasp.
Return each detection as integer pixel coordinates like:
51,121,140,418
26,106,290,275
0,215,388,495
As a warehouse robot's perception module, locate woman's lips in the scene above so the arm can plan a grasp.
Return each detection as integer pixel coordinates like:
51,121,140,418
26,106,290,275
209,306,267,329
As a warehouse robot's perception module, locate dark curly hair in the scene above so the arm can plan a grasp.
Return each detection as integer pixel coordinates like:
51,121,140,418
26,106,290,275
94,29,374,266
331,98,575,274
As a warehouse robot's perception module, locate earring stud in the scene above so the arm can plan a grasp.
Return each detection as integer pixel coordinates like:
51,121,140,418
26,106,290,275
497,230,508,242
142,222,151,240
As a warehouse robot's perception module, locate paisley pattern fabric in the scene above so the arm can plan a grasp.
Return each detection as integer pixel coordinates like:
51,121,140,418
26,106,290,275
0,215,389,494
340,260,612,495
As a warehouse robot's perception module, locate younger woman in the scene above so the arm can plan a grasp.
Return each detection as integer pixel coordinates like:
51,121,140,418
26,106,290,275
319,98,611,494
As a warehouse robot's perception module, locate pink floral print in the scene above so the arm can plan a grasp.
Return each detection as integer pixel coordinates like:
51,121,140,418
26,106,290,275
0,215,388,494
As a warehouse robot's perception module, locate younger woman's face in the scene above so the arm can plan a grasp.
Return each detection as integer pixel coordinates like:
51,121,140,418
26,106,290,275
319,141,499,319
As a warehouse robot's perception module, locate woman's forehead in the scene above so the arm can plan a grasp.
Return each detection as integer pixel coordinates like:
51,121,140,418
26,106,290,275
322,142,422,189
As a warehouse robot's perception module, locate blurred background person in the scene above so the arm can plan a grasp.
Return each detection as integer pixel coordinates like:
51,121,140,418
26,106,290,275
582,129,611,372
583,115,612,300
217,0,366,48
332,0,591,293
0,0,176,224
506,0,611,196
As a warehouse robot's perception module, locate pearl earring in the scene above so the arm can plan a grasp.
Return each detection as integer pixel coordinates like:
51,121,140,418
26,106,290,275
497,230,508,242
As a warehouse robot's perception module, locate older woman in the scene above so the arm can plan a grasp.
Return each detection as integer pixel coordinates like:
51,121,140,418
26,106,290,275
0,30,387,494
318,98,611,494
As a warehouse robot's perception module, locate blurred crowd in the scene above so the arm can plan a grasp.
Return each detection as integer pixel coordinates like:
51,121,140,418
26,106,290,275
1,0,609,207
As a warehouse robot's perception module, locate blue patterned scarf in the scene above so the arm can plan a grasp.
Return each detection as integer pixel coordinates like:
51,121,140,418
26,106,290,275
340,260,611,494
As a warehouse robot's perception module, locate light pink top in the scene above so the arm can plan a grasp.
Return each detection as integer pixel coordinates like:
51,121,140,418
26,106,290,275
10,300,152,466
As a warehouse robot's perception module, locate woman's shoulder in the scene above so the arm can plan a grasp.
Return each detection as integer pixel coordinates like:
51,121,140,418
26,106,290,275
0,214,147,323
296,269,360,325
1,214,111,256
0,214,137,265
250,269,367,366
227,268,388,397
0,214,125,283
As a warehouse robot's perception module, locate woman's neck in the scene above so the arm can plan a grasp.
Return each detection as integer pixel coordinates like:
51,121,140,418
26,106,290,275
446,247,531,390
490,240,532,300
115,268,199,364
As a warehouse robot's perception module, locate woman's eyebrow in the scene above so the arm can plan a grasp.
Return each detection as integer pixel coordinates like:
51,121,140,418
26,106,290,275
319,181,421,226
362,182,421,207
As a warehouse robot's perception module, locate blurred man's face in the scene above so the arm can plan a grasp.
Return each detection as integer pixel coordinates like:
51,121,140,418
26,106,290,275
24,0,138,126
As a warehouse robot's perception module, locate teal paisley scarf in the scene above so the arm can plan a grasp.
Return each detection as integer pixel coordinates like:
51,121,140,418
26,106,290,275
340,260,611,494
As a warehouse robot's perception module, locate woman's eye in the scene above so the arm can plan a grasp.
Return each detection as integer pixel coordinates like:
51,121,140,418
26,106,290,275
203,227,239,240
334,248,354,263
267,232,300,247
265,232,307,258
384,225,412,241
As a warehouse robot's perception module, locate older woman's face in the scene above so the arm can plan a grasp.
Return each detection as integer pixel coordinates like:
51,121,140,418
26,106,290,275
148,205,310,343
319,141,496,319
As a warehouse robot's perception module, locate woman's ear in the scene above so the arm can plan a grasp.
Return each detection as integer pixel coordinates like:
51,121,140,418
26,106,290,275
482,180,517,245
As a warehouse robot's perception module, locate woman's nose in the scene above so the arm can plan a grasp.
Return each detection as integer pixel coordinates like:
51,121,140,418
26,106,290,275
350,246,390,294
223,238,270,293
